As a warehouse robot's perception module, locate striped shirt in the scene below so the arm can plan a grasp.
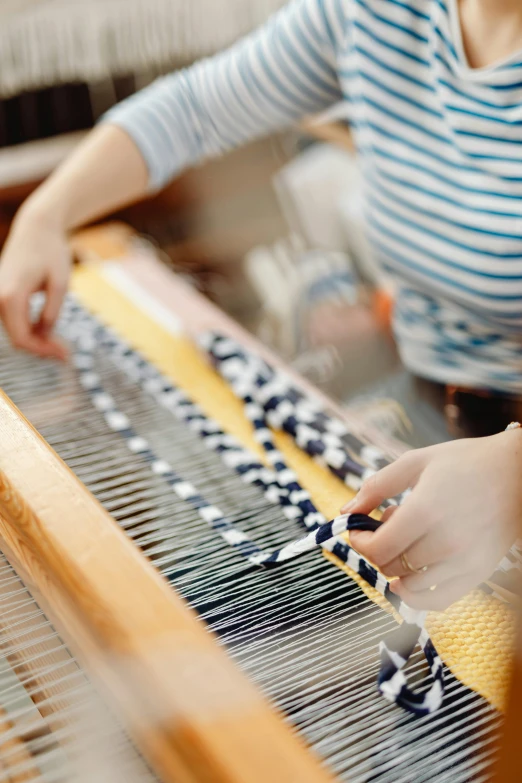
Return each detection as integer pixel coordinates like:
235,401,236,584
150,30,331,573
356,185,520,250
105,0,522,393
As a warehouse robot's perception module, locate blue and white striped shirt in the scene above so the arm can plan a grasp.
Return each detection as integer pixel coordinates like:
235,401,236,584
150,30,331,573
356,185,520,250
105,0,522,393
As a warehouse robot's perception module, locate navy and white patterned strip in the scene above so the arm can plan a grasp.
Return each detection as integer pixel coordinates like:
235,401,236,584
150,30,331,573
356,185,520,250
204,333,522,583
61,298,511,611
200,331,390,468
60,299,322,531
60,301,388,510
254,508,444,717
61,299,367,577
60,300,379,577
60,300,378,619
203,360,327,533
202,333,395,496
251,513,380,567
66,332,267,563
59,296,444,717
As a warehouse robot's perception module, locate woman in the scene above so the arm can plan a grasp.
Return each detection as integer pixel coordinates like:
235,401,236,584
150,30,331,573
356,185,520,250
1,0,521,610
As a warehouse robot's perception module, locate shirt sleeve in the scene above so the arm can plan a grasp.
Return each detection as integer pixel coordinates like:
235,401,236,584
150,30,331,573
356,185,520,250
102,0,347,191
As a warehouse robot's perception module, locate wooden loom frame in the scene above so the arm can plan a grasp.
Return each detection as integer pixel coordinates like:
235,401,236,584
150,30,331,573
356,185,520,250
0,390,334,783
0,216,520,780
1,348,522,783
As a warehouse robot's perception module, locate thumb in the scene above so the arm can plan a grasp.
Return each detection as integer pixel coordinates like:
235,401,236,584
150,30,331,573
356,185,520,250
341,451,425,515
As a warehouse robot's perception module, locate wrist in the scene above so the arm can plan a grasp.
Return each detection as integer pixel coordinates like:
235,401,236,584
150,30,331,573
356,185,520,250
16,184,71,234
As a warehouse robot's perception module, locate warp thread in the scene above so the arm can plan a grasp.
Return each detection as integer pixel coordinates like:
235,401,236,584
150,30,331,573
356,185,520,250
60,296,445,715
0,0,285,98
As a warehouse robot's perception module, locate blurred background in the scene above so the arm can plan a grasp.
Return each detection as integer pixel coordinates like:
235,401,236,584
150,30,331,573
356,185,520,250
0,0,450,448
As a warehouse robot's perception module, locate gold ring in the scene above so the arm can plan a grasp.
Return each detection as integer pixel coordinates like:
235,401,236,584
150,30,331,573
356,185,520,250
400,552,428,575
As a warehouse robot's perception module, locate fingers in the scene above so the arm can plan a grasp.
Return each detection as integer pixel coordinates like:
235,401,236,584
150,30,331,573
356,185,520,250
38,275,67,335
390,571,482,611
35,278,69,360
0,289,66,359
349,505,396,555
386,552,461,589
391,525,502,590
388,515,496,610
341,451,425,515
381,527,442,578
0,290,35,351
348,493,426,573
342,450,438,572
33,323,68,360
380,506,397,525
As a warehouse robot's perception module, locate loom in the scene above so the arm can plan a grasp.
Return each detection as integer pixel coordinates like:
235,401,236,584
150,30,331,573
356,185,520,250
0,225,515,782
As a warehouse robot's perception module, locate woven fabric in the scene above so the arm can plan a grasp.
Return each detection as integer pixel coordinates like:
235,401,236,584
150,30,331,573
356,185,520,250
70,263,517,712
0,0,285,98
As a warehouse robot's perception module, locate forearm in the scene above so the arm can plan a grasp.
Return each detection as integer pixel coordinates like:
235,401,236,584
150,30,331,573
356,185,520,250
19,124,149,232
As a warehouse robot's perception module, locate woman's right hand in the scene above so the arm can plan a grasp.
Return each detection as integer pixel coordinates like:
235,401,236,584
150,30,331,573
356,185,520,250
0,206,71,360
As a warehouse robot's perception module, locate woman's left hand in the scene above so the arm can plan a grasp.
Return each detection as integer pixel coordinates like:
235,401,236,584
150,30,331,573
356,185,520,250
342,429,522,610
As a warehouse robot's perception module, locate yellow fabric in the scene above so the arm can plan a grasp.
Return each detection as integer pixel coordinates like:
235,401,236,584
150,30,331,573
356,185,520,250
71,263,515,713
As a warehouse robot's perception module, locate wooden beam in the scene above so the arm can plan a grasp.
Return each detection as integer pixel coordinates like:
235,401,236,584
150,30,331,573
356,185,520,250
492,626,522,782
0,133,86,191
0,391,335,783
491,542,522,781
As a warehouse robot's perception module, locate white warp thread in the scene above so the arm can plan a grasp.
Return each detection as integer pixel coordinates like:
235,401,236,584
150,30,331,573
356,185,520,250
0,0,285,98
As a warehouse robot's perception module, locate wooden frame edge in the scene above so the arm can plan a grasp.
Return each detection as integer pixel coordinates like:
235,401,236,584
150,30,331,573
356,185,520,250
0,391,335,783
